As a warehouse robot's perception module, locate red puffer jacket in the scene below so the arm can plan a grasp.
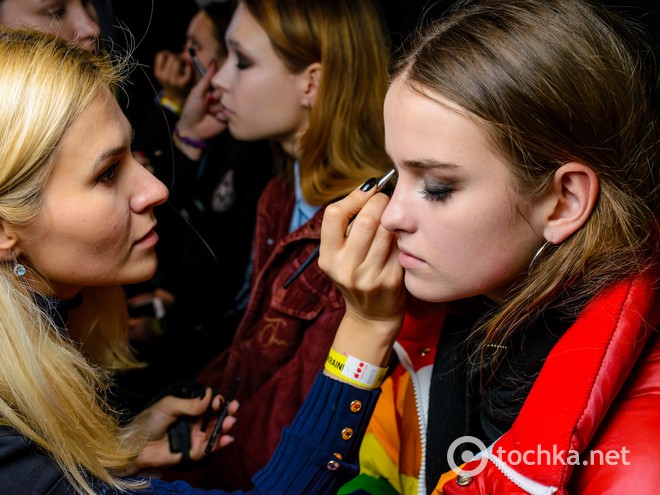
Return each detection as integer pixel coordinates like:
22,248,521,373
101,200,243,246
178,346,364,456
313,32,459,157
439,271,660,494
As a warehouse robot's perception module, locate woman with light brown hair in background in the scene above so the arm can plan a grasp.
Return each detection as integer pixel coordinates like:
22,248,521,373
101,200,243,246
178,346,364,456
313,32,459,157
163,0,392,489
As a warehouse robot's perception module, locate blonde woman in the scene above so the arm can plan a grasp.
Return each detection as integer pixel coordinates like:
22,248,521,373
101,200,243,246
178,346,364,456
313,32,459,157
0,28,241,495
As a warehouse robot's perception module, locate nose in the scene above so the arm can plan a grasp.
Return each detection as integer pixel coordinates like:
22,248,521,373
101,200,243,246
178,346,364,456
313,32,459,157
211,59,230,93
380,182,415,234
130,162,169,212
71,3,101,48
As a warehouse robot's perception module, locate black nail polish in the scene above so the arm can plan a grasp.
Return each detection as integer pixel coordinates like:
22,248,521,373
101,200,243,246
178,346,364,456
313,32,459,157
360,177,377,191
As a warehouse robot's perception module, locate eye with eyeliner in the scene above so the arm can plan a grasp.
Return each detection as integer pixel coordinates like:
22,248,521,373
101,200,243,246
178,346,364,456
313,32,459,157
421,179,454,202
235,51,252,69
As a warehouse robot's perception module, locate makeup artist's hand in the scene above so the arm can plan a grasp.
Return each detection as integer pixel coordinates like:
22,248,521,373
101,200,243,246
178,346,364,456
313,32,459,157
319,181,406,369
154,49,192,106
123,388,239,475
176,60,226,140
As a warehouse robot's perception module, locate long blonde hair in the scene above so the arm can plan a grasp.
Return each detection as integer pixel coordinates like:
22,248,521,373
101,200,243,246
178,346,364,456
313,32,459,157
242,0,392,205
0,28,145,494
393,0,660,361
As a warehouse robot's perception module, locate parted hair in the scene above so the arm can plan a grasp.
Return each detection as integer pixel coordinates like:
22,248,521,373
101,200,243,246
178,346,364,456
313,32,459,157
242,0,392,205
0,28,145,494
392,0,660,357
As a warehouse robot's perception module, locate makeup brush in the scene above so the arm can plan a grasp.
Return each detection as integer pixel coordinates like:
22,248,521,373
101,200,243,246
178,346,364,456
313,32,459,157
283,167,396,289
188,47,206,77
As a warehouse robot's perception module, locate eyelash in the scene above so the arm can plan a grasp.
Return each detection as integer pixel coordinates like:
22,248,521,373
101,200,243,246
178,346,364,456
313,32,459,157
236,53,251,69
48,8,66,19
421,183,454,202
96,162,119,185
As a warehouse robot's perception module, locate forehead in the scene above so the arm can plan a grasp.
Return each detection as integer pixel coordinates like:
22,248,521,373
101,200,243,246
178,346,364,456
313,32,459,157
384,77,493,159
188,11,214,37
226,4,270,51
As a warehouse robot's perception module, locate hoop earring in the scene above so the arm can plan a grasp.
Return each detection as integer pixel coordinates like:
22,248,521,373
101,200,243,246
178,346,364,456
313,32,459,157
528,241,552,275
11,251,26,277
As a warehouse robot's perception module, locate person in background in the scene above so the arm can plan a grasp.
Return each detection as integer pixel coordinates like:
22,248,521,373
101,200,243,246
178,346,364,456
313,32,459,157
161,0,392,489
0,0,99,51
115,2,274,417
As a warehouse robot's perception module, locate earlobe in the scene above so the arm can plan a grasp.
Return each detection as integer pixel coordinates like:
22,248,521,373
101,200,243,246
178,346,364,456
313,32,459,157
0,222,19,262
301,62,322,108
543,162,599,243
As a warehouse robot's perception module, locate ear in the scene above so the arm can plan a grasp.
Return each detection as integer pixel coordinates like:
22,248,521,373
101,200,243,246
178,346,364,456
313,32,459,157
542,162,599,244
0,222,19,262
300,62,322,109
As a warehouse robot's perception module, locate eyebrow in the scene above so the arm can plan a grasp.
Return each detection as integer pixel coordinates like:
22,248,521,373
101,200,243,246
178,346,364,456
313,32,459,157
399,159,460,170
92,145,127,172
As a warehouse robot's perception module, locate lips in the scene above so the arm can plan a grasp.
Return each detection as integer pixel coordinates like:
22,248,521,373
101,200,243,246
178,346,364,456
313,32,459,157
135,225,157,245
398,243,425,269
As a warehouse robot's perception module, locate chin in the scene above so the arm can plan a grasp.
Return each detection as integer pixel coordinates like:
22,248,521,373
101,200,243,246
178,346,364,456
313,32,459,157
125,261,158,285
404,273,455,304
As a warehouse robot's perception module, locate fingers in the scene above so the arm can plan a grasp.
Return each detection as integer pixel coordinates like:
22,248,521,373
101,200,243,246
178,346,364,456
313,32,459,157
320,179,381,260
335,193,391,270
155,387,213,419
188,399,239,459
154,50,191,90
189,59,217,98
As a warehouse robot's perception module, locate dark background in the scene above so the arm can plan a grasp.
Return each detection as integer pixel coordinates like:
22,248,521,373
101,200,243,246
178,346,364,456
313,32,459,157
104,0,660,122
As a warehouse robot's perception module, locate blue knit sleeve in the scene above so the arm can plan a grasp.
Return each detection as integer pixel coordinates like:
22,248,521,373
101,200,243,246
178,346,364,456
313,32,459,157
142,371,381,495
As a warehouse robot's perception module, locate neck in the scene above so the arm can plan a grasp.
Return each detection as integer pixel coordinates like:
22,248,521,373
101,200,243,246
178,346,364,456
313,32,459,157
279,114,310,161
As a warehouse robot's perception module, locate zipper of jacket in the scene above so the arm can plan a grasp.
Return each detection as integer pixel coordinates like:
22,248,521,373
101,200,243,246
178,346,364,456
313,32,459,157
392,341,427,495
480,444,559,495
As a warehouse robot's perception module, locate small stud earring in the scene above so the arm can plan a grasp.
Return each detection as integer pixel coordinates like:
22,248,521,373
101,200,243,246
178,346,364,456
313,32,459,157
11,251,26,277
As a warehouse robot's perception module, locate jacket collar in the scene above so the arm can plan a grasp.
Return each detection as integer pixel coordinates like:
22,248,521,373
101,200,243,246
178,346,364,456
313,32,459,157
486,271,660,491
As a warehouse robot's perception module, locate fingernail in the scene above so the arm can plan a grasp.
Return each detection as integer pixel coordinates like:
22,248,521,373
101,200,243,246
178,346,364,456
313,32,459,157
360,177,377,191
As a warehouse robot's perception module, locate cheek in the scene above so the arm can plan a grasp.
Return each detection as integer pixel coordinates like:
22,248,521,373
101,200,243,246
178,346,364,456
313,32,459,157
414,201,532,300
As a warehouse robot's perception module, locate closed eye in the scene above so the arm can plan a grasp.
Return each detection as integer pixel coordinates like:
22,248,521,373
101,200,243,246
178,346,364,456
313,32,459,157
421,184,454,202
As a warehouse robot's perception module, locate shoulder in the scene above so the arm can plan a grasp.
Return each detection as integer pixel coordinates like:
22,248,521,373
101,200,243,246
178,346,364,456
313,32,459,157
569,332,660,494
0,427,71,495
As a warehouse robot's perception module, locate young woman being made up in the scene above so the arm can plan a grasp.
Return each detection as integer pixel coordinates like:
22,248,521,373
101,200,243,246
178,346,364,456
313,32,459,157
319,0,660,493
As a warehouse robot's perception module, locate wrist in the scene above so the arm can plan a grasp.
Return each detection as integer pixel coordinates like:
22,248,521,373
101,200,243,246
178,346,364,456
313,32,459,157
323,347,388,389
173,123,207,149
172,131,204,161
331,311,403,368
160,96,182,116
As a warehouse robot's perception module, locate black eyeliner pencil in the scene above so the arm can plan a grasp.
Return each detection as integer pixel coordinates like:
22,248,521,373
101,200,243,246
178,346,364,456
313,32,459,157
188,47,206,77
283,167,396,289
205,376,240,455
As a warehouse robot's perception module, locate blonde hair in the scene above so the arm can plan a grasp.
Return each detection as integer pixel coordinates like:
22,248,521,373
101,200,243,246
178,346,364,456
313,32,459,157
0,28,145,494
242,0,392,205
393,0,660,362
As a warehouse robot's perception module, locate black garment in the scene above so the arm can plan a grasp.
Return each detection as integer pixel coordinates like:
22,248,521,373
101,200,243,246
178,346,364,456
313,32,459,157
0,427,72,495
424,305,572,492
33,292,83,333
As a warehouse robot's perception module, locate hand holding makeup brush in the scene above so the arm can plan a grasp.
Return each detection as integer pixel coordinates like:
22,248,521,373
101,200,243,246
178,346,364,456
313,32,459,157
318,178,406,368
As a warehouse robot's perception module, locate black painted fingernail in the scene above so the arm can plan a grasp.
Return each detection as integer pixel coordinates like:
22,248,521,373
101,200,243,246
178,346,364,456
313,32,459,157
360,177,377,191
